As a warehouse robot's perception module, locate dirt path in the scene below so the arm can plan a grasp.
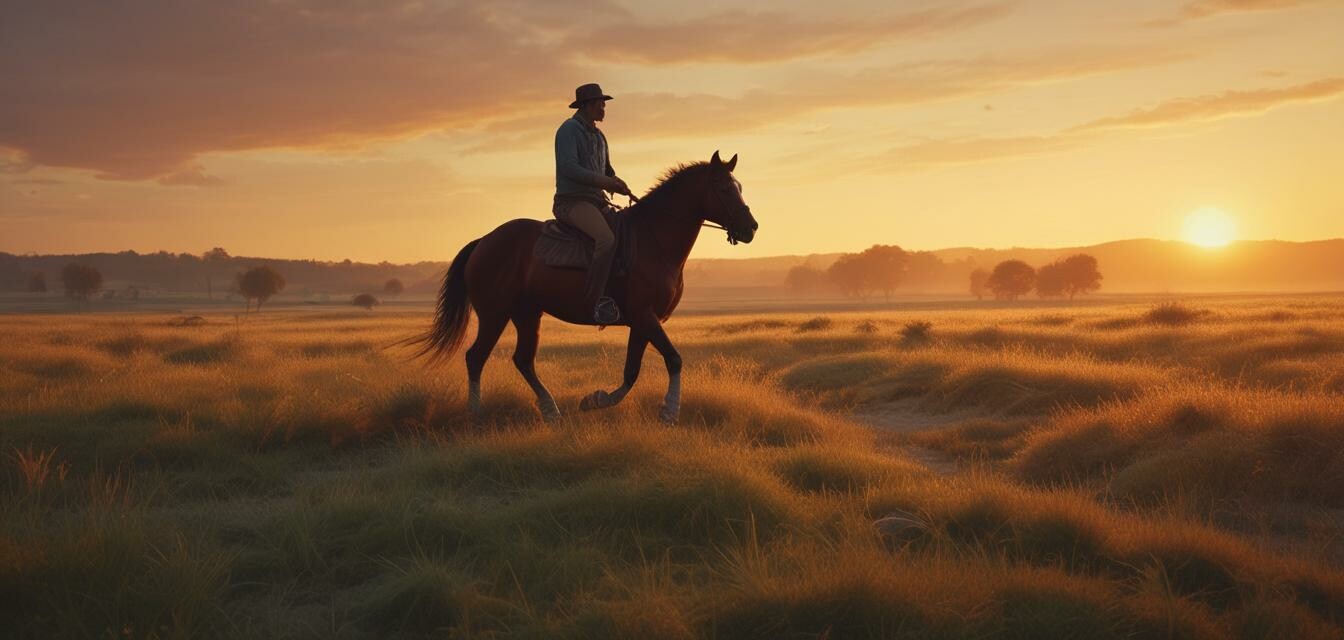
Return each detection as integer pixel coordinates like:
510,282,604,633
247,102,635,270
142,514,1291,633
849,399,987,476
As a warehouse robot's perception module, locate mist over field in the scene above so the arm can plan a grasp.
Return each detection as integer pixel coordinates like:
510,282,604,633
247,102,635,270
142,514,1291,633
5,237,1344,312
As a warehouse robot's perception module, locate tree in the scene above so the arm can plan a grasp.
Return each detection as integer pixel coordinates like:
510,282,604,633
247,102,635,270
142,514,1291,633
202,247,230,261
383,278,404,296
26,271,47,293
203,247,230,300
858,244,907,300
1058,253,1102,299
352,293,380,310
826,253,870,298
969,268,989,300
904,251,946,291
1035,261,1067,298
785,264,826,293
61,263,103,307
236,265,285,312
986,260,1035,300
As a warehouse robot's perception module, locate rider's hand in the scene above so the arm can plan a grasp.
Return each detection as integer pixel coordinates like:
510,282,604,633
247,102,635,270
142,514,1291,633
605,177,631,196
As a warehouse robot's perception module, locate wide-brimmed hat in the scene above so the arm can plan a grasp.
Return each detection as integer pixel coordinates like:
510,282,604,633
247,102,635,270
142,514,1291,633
569,83,613,109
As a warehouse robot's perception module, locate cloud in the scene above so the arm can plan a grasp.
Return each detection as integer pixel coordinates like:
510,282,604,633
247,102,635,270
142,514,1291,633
1074,78,1344,131
1144,0,1327,25
571,4,1010,65
877,134,1083,169
155,165,225,187
0,1,583,180
481,46,1187,145
860,76,1344,172
8,177,64,186
1,0,1018,181
1180,0,1325,19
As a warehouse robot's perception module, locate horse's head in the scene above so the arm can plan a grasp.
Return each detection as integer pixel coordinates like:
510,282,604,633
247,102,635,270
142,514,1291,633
703,151,758,244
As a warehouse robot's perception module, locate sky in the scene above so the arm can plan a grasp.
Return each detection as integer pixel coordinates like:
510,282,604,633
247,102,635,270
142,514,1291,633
2,0,1343,263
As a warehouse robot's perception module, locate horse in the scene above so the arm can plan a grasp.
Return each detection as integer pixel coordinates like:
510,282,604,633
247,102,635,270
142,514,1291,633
410,151,758,424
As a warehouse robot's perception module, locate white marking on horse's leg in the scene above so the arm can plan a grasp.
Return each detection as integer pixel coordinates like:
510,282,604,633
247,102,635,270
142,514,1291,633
525,379,561,422
658,372,681,424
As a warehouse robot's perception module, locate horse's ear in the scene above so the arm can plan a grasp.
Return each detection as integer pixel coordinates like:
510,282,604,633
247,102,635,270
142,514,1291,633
710,150,722,166
725,154,738,172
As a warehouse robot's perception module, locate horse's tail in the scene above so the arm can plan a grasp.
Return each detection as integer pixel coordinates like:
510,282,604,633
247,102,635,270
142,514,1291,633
407,239,479,364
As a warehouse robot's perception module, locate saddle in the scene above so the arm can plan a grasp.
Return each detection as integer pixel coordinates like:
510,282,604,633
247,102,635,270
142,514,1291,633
534,208,636,276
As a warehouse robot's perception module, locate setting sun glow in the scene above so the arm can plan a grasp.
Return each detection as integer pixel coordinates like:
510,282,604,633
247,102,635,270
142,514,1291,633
1183,207,1238,248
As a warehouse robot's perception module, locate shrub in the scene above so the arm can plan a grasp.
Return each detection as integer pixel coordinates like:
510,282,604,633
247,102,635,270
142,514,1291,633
1143,302,1207,326
900,320,933,342
796,317,832,332
854,320,879,334
383,278,404,296
352,293,379,310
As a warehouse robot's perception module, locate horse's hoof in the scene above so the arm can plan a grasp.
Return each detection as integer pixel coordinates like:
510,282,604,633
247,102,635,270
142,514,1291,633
658,404,679,425
540,401,562,423
580,390,612,411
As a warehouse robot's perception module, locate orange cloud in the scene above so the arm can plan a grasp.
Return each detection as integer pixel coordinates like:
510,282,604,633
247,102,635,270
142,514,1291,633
1074,78,1344,131
0,1,583,180
483,46,1187,144
1181,0,1325,19
855,77,1344,172
571,4,1010,65
3,0,1181,182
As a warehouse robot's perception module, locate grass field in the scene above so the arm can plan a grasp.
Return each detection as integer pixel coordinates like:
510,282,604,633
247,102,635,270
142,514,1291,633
3,295,1344,638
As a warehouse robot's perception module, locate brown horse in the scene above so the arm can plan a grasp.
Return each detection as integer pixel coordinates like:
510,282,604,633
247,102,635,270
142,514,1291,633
411,151,758,423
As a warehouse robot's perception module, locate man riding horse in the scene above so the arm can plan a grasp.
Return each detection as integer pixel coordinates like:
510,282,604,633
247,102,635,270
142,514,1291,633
410,82,759,424
554,83,631,325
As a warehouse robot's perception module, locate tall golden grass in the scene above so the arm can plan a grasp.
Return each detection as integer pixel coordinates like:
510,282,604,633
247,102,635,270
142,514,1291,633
2,296,1343,637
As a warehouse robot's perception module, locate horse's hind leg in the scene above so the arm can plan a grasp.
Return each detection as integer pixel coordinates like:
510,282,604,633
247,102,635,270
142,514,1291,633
511,310,561,421
581,329,648,410
465,312,509,413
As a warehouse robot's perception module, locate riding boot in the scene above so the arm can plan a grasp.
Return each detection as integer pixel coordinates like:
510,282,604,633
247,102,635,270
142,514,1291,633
583,242,618,323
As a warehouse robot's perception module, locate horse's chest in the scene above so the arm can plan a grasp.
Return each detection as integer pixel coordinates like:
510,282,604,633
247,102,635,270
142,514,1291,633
629,272,682,316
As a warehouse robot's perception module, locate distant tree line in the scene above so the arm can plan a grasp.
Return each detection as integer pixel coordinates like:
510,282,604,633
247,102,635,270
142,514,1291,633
787,245,1102,301
0,248,444,296
972,254,1103,300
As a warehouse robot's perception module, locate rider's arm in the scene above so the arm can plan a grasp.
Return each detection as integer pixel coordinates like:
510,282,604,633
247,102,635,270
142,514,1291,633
555,121,608,188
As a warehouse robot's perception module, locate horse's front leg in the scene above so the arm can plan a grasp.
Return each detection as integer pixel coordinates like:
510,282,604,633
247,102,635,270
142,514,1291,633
630,314,682,424
581,330,649,411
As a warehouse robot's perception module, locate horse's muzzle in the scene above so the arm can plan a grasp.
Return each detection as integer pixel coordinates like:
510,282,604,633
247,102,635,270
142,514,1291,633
728,209,758,245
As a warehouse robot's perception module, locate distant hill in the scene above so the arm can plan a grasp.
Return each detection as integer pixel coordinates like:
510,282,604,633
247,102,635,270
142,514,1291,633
683,238,1344,293
3,238,1340,296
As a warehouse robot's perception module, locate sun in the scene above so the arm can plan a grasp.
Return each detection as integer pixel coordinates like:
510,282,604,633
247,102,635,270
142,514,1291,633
1182,207,1238,248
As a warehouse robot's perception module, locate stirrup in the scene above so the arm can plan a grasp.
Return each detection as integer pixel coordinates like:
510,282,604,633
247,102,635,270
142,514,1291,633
593,297,621,325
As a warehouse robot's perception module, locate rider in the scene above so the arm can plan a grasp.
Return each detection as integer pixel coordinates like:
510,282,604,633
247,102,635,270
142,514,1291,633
554,83,632,325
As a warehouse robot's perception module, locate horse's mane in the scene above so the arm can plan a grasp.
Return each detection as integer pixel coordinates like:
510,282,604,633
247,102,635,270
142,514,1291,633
627,162,712,217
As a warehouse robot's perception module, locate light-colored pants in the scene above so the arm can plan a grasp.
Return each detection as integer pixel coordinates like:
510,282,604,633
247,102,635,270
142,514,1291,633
556,199,614,256
554,197,616,306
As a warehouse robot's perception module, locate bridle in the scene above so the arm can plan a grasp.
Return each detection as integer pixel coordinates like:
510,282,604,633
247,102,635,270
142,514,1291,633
620,193,746,245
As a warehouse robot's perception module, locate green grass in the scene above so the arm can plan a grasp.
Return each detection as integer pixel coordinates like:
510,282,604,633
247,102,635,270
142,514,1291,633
2,296,1343,637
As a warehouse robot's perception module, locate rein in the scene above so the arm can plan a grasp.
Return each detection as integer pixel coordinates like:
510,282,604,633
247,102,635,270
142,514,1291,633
618,192,738,244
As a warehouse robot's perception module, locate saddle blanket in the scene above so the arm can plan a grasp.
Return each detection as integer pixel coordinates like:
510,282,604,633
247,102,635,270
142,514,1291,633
533,208,635,275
